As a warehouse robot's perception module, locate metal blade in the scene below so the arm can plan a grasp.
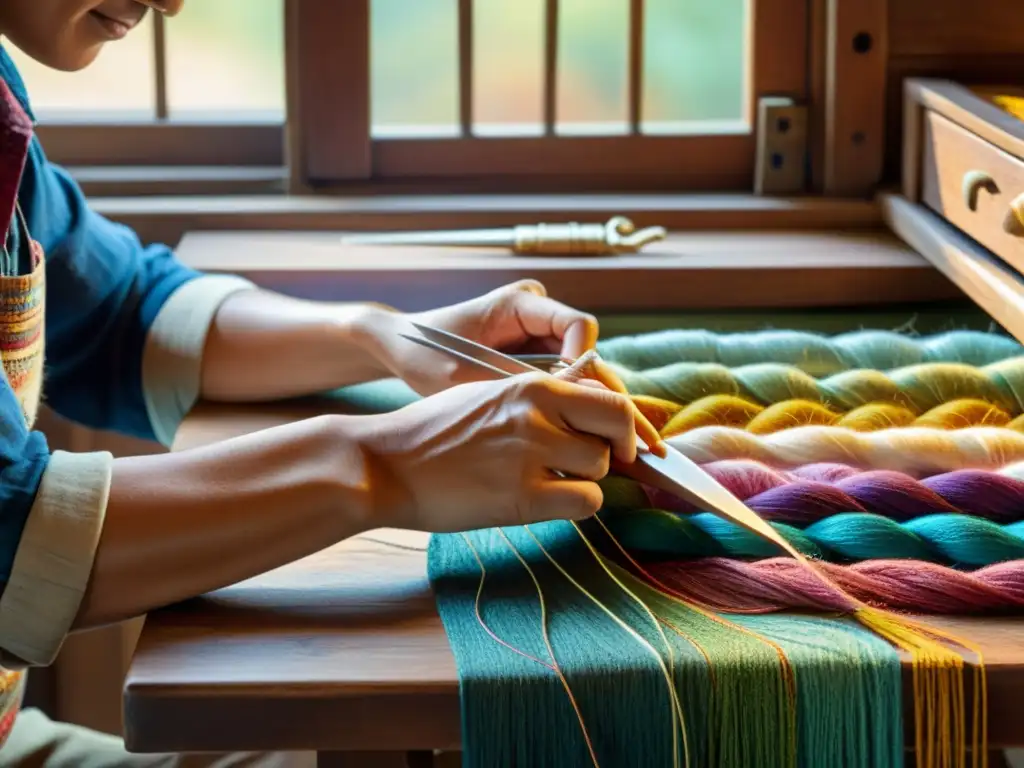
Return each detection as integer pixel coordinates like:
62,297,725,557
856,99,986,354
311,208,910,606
629,445,805,561
410,323,543,376
399,334,512,379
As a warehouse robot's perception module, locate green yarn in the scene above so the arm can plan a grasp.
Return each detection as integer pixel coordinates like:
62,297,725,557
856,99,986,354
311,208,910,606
597,329,1022,376
612,358,1024,413
429,521,903,767
600,509,1024,567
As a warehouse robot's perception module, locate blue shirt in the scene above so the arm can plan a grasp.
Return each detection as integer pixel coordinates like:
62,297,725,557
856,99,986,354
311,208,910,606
0,47,203,584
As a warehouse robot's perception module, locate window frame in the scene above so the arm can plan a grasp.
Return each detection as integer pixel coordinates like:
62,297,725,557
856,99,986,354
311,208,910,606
34,122,283,168
24,10,286,171
286,0,809,194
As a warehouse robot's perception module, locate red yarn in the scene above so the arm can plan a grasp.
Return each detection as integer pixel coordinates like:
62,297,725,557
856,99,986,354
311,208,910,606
647,558,1024,615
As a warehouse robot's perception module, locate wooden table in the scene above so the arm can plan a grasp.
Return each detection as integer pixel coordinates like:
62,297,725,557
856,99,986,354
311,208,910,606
124,399,1024,766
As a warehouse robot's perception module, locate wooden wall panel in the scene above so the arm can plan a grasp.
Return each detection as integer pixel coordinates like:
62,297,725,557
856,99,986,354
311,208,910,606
884,0,1024,184
889,0,1024,57
822,0,889,196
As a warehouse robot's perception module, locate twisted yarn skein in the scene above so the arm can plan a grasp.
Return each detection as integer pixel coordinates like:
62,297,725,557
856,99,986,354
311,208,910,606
632,394,1024,436
663,425,1024,475
631,461,1024,523
614,358,1024,414
597,329,1021,374
647,557,1024,615
600,509,1024,566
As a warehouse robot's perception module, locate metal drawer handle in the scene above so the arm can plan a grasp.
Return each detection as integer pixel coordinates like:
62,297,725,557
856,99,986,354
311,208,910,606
1006,192,1024,237
962,170,1000,211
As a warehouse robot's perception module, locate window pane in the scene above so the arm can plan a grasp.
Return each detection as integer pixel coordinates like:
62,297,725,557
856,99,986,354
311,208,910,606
641,0,748,132
371,0,459,137
556,0,629,136
473,0,545,136
6,16,155,119
166,0,285,120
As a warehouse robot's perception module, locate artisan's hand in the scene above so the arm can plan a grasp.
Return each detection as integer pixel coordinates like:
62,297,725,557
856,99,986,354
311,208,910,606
352,361,639,533
359,280,599,396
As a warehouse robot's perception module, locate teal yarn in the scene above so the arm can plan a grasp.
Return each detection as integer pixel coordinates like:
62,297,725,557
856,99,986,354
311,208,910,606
611,357,1024,413
601,509,1024,567
596,329,1021,375
429,521,903,767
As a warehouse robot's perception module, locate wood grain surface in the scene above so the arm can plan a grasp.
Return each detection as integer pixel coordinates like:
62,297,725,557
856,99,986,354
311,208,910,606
173,229,960,313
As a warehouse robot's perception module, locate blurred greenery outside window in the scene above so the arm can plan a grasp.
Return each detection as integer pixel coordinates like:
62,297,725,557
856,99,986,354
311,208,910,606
9,0,746,142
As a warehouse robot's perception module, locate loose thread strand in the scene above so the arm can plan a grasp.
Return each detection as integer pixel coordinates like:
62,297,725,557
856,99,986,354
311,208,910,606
459,532,602,768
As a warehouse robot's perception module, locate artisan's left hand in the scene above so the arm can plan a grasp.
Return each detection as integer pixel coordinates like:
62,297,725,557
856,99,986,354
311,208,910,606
364,280,599,396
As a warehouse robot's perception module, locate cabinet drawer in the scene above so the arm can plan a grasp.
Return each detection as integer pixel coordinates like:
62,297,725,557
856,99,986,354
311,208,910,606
921,110,1024,269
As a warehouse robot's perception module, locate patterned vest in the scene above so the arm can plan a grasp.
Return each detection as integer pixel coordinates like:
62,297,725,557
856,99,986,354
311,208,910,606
0,75,45,746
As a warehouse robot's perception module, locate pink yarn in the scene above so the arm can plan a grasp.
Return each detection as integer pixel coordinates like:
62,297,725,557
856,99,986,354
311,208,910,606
642,460,1024,523
647,558,1024,615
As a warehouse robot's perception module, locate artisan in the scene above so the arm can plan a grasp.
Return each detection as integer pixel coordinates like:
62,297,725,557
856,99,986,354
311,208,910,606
0,1,652,765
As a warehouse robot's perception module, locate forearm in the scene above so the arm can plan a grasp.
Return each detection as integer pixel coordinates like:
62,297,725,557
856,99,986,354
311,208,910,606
200,289,395,402
76,414,377,629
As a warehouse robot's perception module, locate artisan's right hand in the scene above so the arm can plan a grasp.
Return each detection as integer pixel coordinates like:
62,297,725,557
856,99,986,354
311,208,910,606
353,366,642,533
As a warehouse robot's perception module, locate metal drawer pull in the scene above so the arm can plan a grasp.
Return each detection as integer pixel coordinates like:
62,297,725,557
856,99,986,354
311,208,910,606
1006,192,1024,237
962,170,1000,211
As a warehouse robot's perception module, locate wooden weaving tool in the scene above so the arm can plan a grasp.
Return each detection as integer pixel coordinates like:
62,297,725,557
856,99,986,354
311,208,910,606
341,215,667,256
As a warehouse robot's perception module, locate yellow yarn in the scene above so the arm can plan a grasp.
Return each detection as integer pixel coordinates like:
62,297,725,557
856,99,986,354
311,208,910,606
631,394,1024,437
614,358,1024,414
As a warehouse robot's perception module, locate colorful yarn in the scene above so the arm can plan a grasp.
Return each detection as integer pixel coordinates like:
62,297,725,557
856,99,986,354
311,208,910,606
664,425,1024,475
430,326,1018,768
597,329,1021,374
646,557,1024,615
614,358,1024,415
633,461,1024,523
431,522,906,767
600,509,1024,567
632,394,1024,436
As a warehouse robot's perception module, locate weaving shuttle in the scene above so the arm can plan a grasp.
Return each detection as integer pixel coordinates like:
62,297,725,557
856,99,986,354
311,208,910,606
340,215,667,256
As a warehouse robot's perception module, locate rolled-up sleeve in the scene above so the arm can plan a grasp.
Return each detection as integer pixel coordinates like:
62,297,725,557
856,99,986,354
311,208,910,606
0,449,111,667
20,138,253,447
142,274,255,448
0,361,112,666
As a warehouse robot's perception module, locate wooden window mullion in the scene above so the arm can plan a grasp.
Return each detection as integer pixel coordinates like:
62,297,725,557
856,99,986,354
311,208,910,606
628,0,644,134
153,11,169,120
458,0,473,137
285,0,372,189
544,0,558,135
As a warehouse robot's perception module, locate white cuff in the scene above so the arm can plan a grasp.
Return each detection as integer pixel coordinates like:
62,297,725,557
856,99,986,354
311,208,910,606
0,451,114,667
142,275,256,448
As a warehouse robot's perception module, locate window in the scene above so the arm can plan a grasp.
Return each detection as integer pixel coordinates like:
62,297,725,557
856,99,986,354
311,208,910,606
7,1,286,167
7,0,807,193
289,0,808,193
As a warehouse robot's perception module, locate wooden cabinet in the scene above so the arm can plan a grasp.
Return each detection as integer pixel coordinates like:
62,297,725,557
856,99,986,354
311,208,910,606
921,110,1024,268
904,78,1024,269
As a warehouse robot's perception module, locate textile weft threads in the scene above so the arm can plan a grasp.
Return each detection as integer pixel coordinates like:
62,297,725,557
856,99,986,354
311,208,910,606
429,329,1019,768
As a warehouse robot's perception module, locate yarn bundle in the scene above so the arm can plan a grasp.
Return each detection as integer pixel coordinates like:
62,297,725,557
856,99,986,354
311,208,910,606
428,328,1023,768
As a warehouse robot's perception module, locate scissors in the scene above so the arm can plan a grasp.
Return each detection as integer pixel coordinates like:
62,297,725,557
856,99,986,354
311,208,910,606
400,322,804,558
